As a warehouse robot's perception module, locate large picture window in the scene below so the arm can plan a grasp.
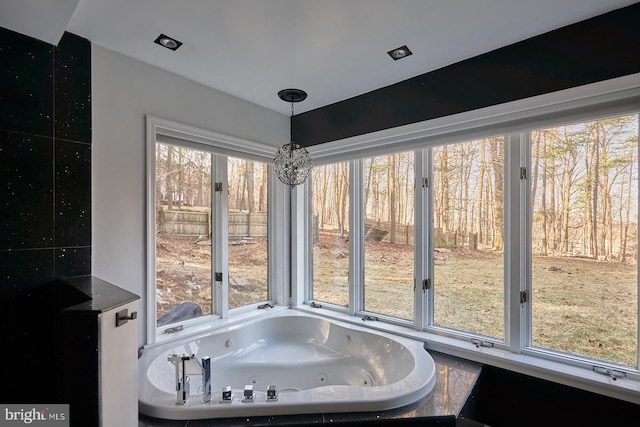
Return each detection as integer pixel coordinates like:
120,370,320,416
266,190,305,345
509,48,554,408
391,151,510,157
529,115,638,367
305,109,639,376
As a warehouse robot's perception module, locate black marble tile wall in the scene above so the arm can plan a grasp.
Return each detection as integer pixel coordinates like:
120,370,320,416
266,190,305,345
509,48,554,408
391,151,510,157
0,130,54,249
0,27,91,274
0,29,53,136
55,139,91,247
55,247,92,277
0,249,55,296
0,26,92,403
55,32,92,143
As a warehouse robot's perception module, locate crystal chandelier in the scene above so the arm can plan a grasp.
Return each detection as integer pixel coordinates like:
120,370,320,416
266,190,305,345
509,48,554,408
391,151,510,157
274,89,312,188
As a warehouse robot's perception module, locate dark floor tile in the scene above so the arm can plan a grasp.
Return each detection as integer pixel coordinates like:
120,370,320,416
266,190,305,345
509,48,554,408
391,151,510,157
0,26,54,136
0,130,54,249
138,414,187,427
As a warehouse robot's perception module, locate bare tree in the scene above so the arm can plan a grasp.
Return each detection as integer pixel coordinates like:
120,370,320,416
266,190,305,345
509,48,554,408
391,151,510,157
389,154,397,243
489,139,504,251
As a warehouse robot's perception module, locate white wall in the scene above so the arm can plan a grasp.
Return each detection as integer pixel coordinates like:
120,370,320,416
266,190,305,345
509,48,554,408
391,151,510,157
91,45,289,344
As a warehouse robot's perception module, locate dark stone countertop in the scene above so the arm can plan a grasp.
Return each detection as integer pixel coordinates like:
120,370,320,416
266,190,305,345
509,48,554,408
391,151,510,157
61,275,139,314
138,350,482,426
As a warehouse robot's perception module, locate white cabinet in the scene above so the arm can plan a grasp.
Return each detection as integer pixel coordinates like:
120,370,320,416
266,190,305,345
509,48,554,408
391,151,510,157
61,277,139,427
100,301,138,427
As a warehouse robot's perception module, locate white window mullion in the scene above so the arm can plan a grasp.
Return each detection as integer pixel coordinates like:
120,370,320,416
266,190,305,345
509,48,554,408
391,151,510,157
425,148,434,328
504,132,528,353
264,166,291,307
413,149,428,330
350,159,364,315
290,183,306,307
301,179,312,306
521,132,532,352
268,167,285,306
214,155,229,318
145,122,158,344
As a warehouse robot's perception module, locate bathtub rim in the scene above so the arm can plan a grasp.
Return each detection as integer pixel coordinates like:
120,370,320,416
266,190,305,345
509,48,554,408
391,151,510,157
138,308,437,420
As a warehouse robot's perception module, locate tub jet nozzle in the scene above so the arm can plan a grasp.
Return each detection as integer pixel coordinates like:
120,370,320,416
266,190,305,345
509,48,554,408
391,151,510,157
267,384,278,401
243,385,255,402
220,385,233,403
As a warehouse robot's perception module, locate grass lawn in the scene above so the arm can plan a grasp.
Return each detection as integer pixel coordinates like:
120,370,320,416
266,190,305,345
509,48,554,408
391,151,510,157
157,232,638,367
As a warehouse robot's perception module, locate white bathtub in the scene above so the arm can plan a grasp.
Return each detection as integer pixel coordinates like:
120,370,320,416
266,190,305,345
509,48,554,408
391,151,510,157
138,309,436,420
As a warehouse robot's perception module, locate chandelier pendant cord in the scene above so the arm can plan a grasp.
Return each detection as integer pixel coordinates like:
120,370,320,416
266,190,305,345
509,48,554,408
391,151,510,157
273,89,312,188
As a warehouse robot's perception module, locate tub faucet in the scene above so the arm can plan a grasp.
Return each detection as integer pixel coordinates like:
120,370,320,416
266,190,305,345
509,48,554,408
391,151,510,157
185,355,213,403
201,356,212,402
167,353,193,404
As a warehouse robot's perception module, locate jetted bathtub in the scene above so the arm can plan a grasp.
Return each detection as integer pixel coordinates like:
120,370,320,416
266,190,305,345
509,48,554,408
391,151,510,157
138,309,436,420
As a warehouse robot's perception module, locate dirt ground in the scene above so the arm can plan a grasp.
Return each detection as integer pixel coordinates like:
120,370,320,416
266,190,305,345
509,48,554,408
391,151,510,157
155,234,268,319
156,231,637,366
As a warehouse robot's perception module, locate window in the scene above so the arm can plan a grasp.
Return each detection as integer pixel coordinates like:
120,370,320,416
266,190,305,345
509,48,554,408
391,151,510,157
529,115,638,367
148,118,276,338
155,143,215,324
363,152,415,320
432,139,505,339
303,77,640,386
311,162,350,307
227,157,269,309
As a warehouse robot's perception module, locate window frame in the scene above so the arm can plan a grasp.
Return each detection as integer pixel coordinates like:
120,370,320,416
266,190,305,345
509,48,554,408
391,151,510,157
302,73,640,401
145,116,285,344
521,115,639,369
424,137,512,346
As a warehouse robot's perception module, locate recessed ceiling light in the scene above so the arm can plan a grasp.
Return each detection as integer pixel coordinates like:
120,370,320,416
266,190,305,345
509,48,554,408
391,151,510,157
387,45,412,61
154,34,182,51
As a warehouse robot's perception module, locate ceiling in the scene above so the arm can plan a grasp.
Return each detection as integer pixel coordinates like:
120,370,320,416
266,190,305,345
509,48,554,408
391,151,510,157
2,1,638,115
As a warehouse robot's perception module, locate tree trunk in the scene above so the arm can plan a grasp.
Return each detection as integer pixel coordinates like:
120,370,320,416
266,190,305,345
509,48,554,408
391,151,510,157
259,163,268,212
541,134,548,255
490,139,504,251
389,154,397,244
339,163,349,239
167,146,174,210
335,167,343,237
440,146,450,234
474,142,486,243
592,125,600,259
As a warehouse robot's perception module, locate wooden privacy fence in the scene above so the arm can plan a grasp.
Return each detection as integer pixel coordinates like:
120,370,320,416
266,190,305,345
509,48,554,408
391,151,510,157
158,210,209,238
312,216,415,245
228,212,267,240
158,210,267,239
364,219,414,245
434,228,478,249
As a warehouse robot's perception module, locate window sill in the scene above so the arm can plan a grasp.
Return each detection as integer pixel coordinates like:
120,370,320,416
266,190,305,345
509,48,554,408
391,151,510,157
147,304,288,348
294,305,640,405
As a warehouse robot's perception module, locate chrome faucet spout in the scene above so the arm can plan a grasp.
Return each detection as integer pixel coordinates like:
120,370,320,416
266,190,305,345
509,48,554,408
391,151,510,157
201,356,212,402
167,353,194,405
